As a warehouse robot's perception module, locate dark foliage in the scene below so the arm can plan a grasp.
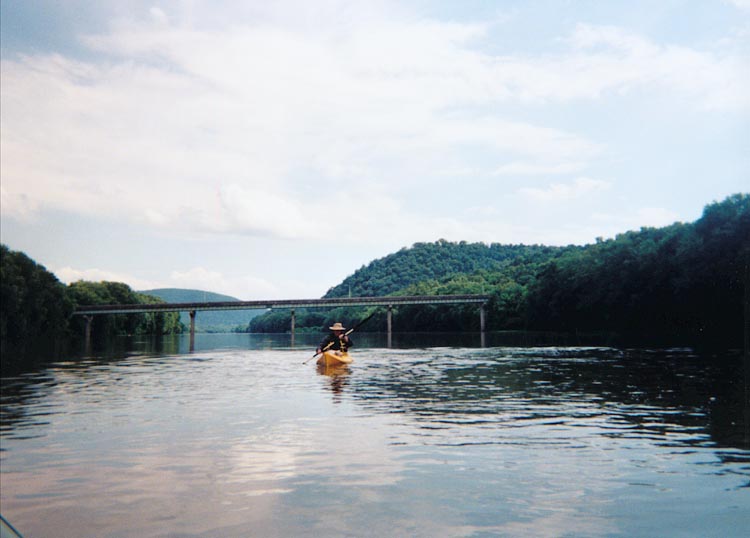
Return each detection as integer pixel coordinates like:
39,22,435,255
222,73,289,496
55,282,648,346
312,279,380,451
249,194,749,347
67,281,183,343
1,245,73,361
1,245,184,370
525,194,749,346
324,239,573,298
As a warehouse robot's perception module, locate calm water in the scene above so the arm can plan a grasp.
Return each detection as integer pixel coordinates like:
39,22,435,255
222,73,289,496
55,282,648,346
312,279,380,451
1,334,748,538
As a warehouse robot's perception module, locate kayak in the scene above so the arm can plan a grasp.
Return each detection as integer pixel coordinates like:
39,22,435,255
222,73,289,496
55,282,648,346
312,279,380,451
316,362,350,377
316,350,353,366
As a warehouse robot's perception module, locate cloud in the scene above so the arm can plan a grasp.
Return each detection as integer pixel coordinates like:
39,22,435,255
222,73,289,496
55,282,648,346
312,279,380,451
726,0,750,10
53,264,305,299
564,24,749,109
216,184,320,240
1,4,746,246
493,162,586,176
519,177,612,202
0,183,41,221
168,266,317,299
592,206,681,230
55,266,164,290
168,267,278,298
148,7,169,24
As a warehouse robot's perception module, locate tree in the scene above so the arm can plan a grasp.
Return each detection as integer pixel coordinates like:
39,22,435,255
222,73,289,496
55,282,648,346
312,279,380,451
67,281,182,341
243,194,750,346
1,245,73,361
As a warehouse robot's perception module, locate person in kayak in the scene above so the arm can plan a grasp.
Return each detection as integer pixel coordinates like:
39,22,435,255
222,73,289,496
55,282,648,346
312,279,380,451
316,322,352,356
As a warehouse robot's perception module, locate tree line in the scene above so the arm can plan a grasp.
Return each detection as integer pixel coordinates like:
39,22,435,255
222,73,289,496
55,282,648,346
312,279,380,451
249,193,749,348
2,193,747,363
1,245,182,366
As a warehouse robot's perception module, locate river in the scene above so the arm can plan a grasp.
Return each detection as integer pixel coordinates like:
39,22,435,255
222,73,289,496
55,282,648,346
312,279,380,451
1,333,748,537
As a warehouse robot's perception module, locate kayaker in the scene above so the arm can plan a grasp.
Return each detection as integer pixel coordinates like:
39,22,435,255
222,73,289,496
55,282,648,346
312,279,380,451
316,322,352,356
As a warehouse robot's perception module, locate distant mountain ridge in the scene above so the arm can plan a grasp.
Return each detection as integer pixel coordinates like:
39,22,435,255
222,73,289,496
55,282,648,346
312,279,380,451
140,288,241,304
140,288,264,331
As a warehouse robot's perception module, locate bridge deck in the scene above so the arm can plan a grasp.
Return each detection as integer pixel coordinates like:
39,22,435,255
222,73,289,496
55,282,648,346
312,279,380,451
73,294,491,315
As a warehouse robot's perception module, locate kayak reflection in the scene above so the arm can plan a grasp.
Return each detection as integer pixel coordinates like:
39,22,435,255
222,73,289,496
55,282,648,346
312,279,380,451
316,362,350,398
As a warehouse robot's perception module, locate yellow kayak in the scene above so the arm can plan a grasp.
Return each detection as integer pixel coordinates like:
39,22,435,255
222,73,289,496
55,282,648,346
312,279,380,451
316,362,350,377
316,350,353,366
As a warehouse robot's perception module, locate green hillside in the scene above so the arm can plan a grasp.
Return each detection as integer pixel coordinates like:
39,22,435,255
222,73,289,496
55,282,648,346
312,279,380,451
1,258,183,367
249,193,749,347
140,288,265,332
248,241,579,334
324,241,577,298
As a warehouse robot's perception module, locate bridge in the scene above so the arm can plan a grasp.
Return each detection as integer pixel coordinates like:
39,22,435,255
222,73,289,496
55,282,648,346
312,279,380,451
74,294,492,349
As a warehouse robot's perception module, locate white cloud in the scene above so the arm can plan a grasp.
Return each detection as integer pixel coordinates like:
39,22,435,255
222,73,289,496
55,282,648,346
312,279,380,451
1,4,746,248
217,184,320,240
592,206,681,230
148,7,169,24
169,267,272,298
53,264,305,299
55,266,164,290
726,0,750,10
493,162,586,176
168,267,313,299
519,177,612,202
0,183,41,221
565,24,750,110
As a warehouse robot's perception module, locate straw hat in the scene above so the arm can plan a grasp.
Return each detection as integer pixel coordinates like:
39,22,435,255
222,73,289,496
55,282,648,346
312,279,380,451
329,322,346,331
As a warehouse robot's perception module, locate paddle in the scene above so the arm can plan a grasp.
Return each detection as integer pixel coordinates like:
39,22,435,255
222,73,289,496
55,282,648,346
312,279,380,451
303,311,377,364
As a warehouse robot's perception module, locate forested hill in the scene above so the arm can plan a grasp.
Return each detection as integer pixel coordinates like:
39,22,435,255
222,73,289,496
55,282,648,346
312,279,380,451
250,193,749,347
324,241,578,298
139,288,265,331
1,252,183,367
140,288,239,304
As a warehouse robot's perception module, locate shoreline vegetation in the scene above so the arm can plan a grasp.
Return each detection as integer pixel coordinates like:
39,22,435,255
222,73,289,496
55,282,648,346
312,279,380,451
2,194,748,370
0,259,184,367
248,194,748,348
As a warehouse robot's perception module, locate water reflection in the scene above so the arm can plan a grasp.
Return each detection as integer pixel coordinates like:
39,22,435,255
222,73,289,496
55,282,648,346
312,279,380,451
1,340,748,538
316,363,351,399
346,347,748,452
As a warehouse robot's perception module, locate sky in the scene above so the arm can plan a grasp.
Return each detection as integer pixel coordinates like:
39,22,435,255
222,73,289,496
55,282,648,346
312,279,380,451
1,0,748,300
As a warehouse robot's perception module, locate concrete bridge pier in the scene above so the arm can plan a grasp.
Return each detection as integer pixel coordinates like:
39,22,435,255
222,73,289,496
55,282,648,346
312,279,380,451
480,303,487,347
290,309,296,347
189,310,196,352
744,261,749,446
387,305,393,348
84,315,93,354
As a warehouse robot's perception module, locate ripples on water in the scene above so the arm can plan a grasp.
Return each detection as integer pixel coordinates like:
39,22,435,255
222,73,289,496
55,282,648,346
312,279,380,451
1,344,749,537
350,349,733,448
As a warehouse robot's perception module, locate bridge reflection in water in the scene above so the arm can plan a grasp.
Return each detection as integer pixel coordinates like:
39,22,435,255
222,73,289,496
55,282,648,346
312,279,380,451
74,294,491,350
